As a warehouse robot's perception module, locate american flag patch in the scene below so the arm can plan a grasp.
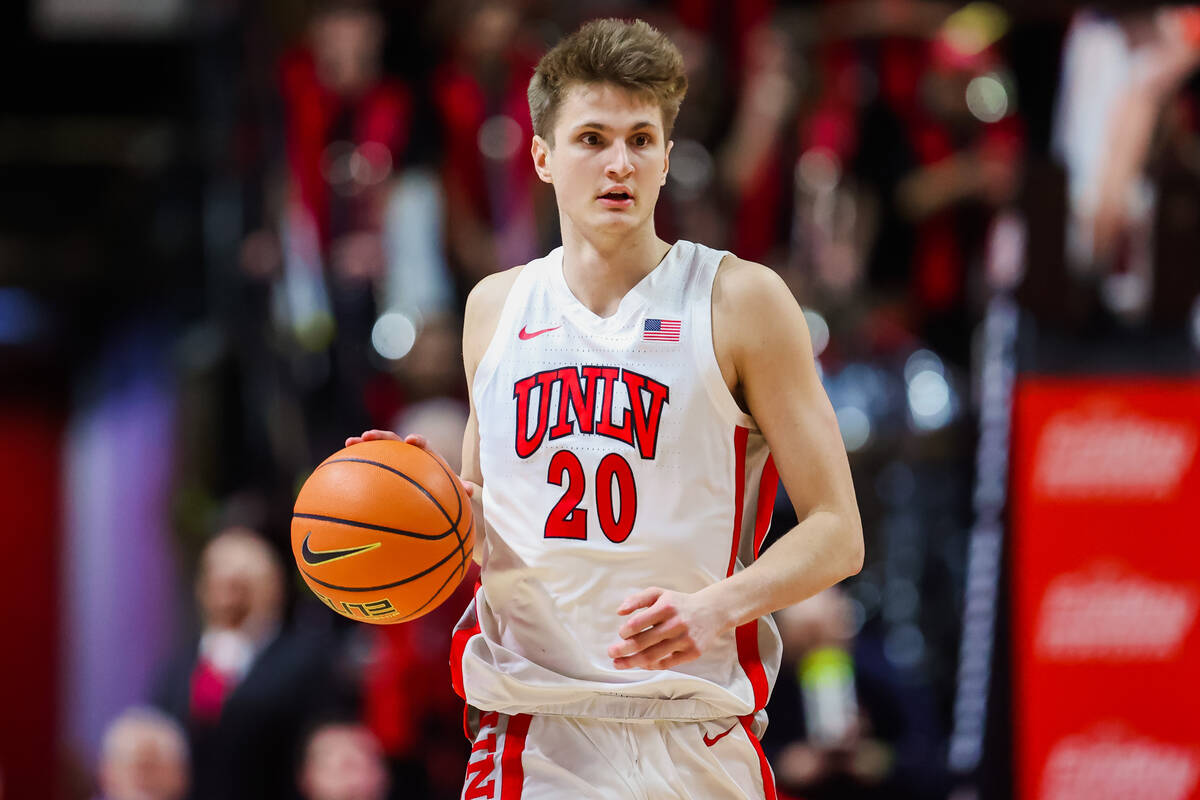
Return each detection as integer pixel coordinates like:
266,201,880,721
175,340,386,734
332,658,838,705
642,318,682,342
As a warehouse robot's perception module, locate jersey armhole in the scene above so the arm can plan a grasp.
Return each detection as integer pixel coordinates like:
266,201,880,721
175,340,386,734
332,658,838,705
472,262,536,398
692,252,757,431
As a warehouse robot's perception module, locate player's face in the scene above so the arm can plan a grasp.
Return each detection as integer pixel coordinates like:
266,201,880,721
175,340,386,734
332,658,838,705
533,82,672,237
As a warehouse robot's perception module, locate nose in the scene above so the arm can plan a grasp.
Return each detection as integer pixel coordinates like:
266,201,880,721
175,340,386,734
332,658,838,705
605,140,634,180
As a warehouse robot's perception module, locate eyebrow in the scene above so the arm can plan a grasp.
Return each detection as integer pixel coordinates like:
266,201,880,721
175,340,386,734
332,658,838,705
574,121,658,132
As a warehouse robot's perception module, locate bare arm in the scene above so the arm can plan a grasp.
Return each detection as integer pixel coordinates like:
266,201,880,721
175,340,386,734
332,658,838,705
457,267,523,563
706,259,863,625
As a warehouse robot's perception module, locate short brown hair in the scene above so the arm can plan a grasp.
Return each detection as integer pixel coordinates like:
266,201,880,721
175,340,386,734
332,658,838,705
528,18,688,144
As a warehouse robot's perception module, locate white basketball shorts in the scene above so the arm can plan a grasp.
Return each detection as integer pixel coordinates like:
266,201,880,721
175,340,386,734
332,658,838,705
460,710,778,799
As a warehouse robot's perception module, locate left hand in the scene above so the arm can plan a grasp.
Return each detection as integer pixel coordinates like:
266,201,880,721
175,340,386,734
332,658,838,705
607,586,730,670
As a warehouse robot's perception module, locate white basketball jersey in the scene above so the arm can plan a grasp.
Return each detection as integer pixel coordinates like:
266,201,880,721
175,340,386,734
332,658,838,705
451,240,782,725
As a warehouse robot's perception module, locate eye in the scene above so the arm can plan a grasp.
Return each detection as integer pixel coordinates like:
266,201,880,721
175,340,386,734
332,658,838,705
632,134,651,147
580,133,602,146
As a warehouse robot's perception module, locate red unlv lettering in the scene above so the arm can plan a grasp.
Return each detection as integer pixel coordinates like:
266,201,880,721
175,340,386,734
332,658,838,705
514,366,669,459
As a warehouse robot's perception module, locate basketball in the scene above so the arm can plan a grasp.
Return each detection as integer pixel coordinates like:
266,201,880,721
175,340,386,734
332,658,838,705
290,439,474,624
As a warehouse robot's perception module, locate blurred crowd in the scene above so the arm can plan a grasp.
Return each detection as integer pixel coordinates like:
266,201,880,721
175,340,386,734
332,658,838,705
30,0,1200,798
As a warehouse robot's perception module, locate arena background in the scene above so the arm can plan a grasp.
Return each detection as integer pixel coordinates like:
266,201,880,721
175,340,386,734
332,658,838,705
1,1,1198,798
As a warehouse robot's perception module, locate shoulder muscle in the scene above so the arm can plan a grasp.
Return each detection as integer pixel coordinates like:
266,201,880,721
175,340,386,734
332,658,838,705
463,265,524,382
712,256,812,391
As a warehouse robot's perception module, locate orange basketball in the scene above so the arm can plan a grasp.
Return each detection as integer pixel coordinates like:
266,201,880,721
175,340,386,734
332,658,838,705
290,439,474,624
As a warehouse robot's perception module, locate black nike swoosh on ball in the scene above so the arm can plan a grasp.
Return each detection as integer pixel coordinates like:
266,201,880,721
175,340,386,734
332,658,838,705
301,532,381,565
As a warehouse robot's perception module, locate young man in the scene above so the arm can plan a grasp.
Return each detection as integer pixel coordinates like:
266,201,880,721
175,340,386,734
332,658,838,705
349,18,862,799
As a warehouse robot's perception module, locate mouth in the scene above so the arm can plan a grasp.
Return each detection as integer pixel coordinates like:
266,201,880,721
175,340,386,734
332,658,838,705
597,190,634,208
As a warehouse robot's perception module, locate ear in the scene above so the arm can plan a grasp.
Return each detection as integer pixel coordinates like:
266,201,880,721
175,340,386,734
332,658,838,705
661,139,674,186
531,135,554,184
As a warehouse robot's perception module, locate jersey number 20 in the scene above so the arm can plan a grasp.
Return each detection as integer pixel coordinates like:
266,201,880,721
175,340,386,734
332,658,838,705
545,451,637,542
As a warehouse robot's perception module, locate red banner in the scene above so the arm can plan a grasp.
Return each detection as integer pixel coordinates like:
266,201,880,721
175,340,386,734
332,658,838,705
1012,378,1200,800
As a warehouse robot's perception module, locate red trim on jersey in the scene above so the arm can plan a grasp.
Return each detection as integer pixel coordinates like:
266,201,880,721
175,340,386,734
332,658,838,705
752,455,778,557
739,716,779,800
736,621,770,710
726,426,749,578
500,714,532,798
730,427,770,710
450,584,483,701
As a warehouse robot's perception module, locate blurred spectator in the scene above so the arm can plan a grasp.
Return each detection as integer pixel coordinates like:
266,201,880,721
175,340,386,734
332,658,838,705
719,22,803,266
155,528,336,800
244,0,421,462
793,1,1022,363
297,722,389,800
95,708,189,800
278,0,410,270
766,587,947,800
670,0,775,90
431,0,548,287
1053,5,1200,323
651,19,732,247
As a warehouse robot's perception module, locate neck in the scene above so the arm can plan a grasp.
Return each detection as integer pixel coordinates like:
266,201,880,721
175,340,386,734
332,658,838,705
559,217,672,318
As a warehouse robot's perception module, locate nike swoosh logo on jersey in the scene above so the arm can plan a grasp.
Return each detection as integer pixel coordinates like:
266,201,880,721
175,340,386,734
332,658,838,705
301,532,381,565
518,325,561,340
703,722,738,747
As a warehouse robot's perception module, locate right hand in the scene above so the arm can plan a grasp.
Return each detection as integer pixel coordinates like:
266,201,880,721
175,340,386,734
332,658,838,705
345,430,478,499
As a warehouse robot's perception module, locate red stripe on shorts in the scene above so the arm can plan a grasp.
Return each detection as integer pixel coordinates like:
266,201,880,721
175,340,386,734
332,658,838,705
500,714,531,798
739,716,779,800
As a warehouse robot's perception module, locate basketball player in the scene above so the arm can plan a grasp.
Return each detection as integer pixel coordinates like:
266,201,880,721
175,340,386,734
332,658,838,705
348,18,863,799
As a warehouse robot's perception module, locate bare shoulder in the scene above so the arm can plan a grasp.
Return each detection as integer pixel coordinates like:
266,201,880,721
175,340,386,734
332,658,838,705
713,255,792,309
712,255,809,361
463,265,525,376
467,264,525,310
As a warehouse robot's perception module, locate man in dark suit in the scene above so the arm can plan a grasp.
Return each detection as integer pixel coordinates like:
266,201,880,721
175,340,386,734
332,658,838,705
155,527,336,800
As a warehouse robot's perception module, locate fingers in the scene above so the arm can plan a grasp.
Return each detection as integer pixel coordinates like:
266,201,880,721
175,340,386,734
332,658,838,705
610,590,692,669
610,588,707,670
347,430,403,447
612,637,698,670
460,478,480,499
614,638,691,671
346,430,422,449
652,650,698,670
607,619,683,659
617,587,664,616
618,597,672,639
